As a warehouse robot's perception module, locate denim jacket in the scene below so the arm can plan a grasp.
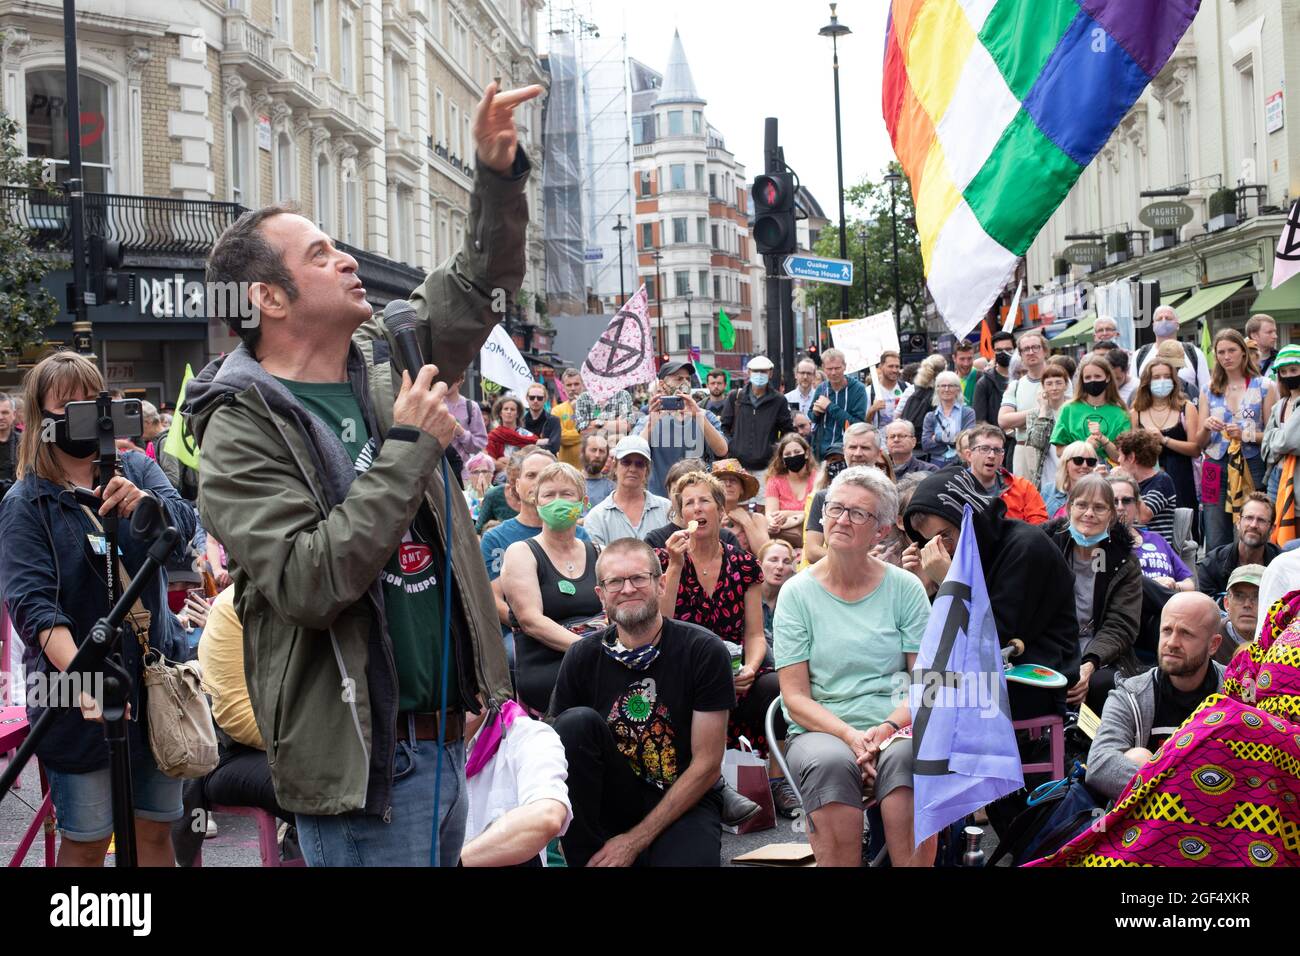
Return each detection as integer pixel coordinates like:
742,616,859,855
0,451,195,773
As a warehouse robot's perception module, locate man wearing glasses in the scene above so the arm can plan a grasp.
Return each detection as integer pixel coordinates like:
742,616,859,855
583,435,672,548
549,538,734,866
522,383,562,453
964,423,1048,525
998,331,1056,479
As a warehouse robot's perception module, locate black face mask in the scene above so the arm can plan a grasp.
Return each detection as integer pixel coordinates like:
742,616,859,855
1280,374,1300,393
1082,380,1109,398
41,409,98,460
825,459,847,481
784,454,808,474
994,351,1012,369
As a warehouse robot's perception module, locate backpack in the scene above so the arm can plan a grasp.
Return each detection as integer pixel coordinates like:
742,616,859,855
986,762,1104,866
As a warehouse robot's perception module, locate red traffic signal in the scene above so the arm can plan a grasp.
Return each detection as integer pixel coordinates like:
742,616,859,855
752,173,796,256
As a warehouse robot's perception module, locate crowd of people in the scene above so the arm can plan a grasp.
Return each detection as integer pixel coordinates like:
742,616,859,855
1,79,1298,870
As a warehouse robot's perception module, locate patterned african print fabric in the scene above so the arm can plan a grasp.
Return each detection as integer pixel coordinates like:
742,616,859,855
1028,590,1300,867
1225,437,1256,528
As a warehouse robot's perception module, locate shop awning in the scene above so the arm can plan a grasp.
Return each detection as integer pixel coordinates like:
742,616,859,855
1250,274,1300,324
1175,278,1252,327
1161,290,1192,309
1049,312,1096,346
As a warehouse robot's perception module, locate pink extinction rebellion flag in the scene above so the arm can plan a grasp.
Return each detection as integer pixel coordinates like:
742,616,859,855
581,284,656,404
1272,200,1300,290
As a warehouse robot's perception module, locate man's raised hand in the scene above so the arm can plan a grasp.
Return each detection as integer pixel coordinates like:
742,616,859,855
474,81,543,174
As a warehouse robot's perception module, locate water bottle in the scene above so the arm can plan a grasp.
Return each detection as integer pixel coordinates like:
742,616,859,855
962,825,986,867
1242,417,1257,444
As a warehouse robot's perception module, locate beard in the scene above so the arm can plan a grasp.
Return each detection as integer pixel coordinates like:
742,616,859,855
584,461,607,476
1160,648,1209,679
610,598,657,630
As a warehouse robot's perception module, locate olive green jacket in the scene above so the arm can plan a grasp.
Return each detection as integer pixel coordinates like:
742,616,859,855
187,155,527,816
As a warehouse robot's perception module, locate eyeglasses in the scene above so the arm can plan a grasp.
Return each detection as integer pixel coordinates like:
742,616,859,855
971,445,1006,458
599,572,657,592
1070,500,1111,516
618,457,649,469
1069,456,1099,467
527,395,546,402
1019,344,1044,354
1114,496,1137,506
824,503,879,526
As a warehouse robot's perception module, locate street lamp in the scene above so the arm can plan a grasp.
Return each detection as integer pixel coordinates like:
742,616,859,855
651,247,665,354
612,213,628,306
857,224,869,316
884,170,903,334
819,3,851,322
684,289,693,355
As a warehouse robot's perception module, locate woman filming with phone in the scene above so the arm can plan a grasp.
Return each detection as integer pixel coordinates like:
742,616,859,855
0,352,196,867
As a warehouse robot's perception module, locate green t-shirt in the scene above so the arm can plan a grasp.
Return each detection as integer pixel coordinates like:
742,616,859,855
773,563,930,734
1049,400,1131,457
277,378,455,713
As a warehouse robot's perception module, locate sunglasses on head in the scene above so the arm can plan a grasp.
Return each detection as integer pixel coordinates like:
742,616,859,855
1069,456,1099,467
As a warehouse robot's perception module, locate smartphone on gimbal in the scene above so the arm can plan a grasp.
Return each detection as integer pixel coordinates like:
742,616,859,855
64,396,144,442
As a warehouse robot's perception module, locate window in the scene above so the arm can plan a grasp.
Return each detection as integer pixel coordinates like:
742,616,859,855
439,214,450,263
434,89,445,147
667,110,683,135
711,224,719,249
692,111,702,134
696,217,707,243
640,222,653,248
1170,99,1191,186
672,217,687,243
312,0,328,70
25,70,113,191
709,173,717,198
670,164,685,191
1237,57,1259,181
713,275,721,300
639,170,652,197
451,17,468,66
694,164,704,192
388,57,408,131
676,324,691,350
229,112,247,203
699,270,709,297
449,102,460,156
273,0,289,41
344,173,360,245
315,153,334,232
699,323,711,350
340,13,353,89
645,274,657,302
463,113,472,168
274,131,295,200
675,271,690,296
632,114,654,145
429,0,440,39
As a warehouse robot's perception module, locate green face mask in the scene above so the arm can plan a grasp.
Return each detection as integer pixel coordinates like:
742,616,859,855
538,498,583,531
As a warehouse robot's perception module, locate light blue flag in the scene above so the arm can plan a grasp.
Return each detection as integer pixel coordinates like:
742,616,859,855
909,505,1023,844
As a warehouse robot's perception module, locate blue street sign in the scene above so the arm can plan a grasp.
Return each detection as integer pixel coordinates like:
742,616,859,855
783,254,854,286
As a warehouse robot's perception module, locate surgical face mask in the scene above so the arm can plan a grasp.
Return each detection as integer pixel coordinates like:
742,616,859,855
1149,379,1175,398
1153,319,1179,338
1069,524,1110,547
1081,379,1109,398
41,409,98,460
537,498,583,531
750,372,769,388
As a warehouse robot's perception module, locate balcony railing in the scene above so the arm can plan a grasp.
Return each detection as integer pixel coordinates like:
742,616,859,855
222,15,277,80
2,188,244,257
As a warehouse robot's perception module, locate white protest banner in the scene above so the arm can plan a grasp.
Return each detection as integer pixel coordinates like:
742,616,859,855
829,311,900,375
481,323,535,397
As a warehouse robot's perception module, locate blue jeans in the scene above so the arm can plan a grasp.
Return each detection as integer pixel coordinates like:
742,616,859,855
295,736,467,867
1202,453,1267,552
47,751,184,842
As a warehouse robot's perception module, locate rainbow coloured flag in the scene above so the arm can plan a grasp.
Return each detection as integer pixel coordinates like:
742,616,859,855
883,0,1201,338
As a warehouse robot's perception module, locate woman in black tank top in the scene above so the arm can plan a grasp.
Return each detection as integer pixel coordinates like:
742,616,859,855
512,538,601,711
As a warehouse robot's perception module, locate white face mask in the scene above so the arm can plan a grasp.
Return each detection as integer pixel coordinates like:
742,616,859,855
1150,379,1175,398
1154,319,1179,338
750,372,769,388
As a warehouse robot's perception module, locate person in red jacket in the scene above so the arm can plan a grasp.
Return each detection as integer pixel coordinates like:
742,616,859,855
487,394,539,464
964,423,1047,525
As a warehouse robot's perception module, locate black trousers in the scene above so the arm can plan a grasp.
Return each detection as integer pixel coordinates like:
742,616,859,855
553,707,722,868
170,741,294,867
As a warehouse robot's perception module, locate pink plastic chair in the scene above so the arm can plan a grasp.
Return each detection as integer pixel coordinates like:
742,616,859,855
1013,714,1066,779
195,804,304,867
0,707,56,866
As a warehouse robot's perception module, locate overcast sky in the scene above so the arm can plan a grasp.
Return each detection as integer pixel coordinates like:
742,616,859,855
540,0,895,221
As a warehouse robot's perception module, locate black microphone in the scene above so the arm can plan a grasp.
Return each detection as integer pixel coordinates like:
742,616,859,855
383,298,427,386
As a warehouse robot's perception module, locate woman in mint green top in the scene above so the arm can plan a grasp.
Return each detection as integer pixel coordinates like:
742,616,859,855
774,466,933,866
1050,353,1131,464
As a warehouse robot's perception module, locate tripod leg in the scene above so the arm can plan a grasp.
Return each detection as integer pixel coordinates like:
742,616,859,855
102,669,138,868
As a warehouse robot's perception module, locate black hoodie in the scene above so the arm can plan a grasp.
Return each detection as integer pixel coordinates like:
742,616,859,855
903,467,1080,718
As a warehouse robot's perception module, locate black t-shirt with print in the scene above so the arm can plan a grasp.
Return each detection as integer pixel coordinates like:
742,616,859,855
550,618,735,789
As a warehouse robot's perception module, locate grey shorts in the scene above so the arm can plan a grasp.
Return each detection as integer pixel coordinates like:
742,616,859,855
785,731,916,814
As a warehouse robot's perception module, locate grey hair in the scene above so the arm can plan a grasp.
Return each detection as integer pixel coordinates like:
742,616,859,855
829,465,899,526
844,421,879,445
821,348,846,364
0,392,12,409
141,400,160,427
885,418,916,437
932,370,963,406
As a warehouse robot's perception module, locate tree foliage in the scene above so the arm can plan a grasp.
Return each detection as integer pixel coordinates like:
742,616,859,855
805,161,926,329
0,97,58,360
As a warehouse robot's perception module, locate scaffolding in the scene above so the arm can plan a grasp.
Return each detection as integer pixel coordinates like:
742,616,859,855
542,28,585,317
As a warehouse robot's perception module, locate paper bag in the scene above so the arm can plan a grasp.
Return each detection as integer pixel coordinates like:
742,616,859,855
721,737,776,835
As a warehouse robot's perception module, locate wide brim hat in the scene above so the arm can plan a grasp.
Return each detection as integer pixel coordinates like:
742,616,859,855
710,458,760,501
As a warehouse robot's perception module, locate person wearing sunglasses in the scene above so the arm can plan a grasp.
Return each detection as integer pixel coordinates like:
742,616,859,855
1109,474,1193,593
1044,475,1142,713
1043,439,1102,520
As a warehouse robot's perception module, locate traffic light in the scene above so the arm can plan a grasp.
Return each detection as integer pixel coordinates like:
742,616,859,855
806,340,820,366
751,173,796,256
89,235,132,305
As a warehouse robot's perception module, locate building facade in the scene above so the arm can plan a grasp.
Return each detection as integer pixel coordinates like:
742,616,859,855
1026,0,1300,341
0,0,547,400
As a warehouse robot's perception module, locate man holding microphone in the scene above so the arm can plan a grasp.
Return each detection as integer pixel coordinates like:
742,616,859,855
187,80,540,866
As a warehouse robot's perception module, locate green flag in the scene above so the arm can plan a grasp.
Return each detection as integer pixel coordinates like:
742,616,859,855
1201,320,1214,372
162,364,200,471
693,363,730,390
717,309,736,351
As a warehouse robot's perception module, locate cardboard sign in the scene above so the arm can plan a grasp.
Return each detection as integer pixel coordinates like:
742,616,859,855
828,311,900,374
